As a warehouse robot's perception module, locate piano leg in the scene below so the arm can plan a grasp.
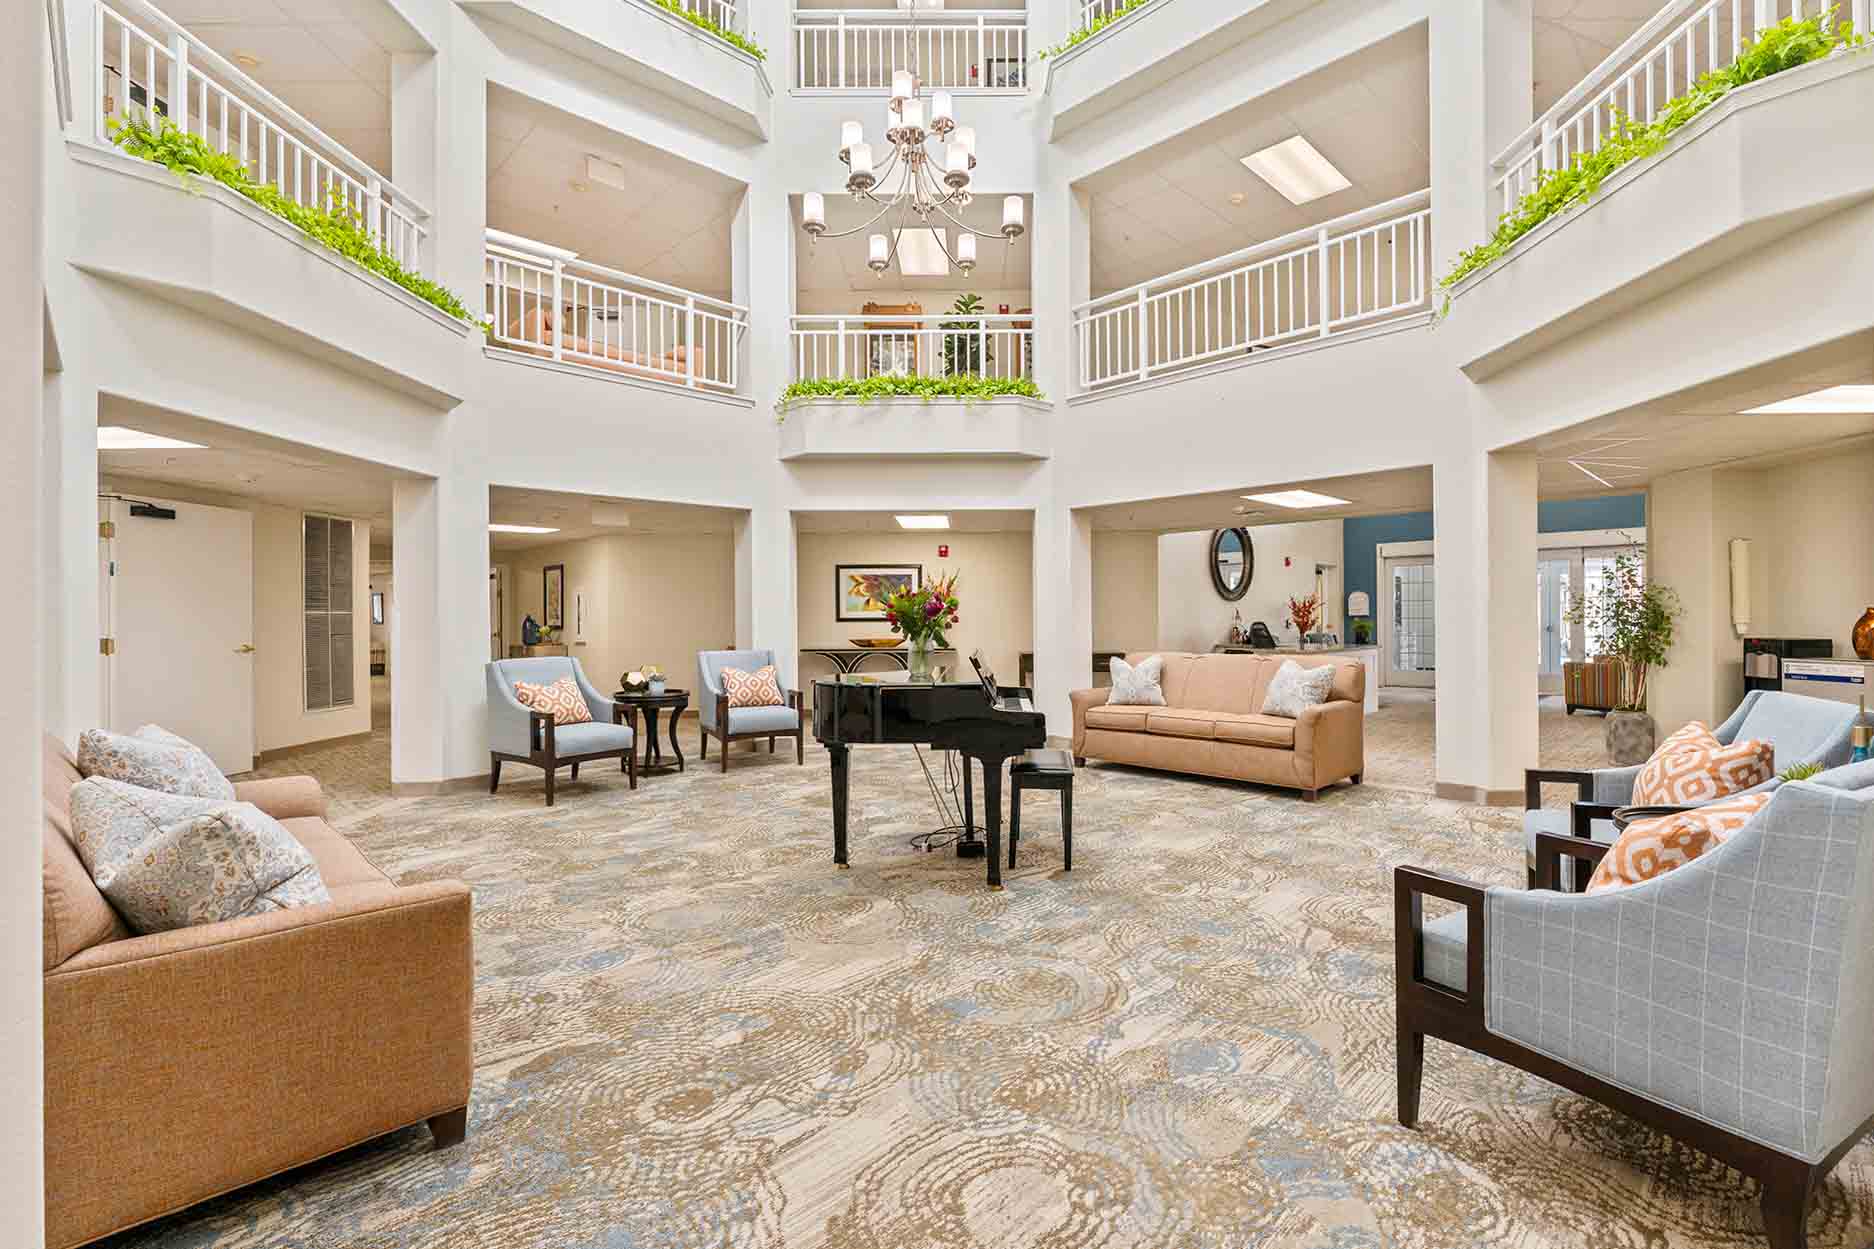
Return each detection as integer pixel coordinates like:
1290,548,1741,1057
956,753,984,859
829,744,851,869
981,757,1004,891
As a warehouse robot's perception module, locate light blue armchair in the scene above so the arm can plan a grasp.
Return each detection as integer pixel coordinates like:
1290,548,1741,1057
1524,690,1859,888
487,656,635,805
1400,762,1874,1249
697,649,803,772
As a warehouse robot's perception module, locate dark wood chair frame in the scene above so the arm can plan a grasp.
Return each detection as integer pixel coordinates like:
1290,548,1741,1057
700,689,805,772
490,703,638,806
1397,840,1874,1249
1008,755,1073,872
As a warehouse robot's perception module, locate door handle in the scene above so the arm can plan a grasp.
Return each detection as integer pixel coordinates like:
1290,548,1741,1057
235,644,256,654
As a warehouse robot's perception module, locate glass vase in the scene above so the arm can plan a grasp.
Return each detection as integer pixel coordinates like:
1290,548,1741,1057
907,636,934,682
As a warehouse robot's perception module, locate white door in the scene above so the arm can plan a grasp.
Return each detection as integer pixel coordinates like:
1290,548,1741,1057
1537,556,1572,694
104,494,256,774
1382,555,1436,689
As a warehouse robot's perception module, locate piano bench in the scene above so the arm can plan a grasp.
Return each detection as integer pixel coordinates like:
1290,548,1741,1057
1009,749,1074,872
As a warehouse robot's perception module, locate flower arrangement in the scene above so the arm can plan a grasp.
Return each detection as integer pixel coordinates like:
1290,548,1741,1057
1286,593,1321,645
882,572,960,680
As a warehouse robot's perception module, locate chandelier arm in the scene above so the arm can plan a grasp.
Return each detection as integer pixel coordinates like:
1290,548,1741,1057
810,193,917,241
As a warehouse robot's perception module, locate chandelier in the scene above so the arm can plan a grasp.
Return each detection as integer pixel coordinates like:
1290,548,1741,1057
799,53,1025,276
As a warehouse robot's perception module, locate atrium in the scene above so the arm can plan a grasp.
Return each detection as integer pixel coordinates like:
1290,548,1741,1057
8,0,1874,1246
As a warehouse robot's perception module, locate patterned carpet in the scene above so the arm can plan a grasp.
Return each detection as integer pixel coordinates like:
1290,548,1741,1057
97,683,1874,1248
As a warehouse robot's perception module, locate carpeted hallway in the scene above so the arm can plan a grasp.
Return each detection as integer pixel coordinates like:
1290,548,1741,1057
99,684,1874,1248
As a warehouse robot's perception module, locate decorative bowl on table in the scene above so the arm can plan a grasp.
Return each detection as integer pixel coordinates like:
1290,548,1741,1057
849,638,904,649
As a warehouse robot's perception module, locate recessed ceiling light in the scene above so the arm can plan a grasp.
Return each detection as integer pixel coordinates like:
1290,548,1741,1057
488,523,560,535
1229,191,1248,207
585,155,628,190
97,426,206,450
568,179,590,193
1239,136,1352,206
1241,490,1352,509
232,52,261,69
1742,384,1874,414
893,228,950,277
895,514,950,530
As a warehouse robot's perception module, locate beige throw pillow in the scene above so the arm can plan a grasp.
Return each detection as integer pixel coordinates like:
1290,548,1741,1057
1108,656,1166,706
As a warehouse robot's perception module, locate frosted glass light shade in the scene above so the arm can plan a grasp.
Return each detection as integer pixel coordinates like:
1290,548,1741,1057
868,233,890,269
803,192,825,228
957,233,977,268
849,143,873,176
900,98,925,131
931,91,954,127
946,145,969,175
1003,196,1024,231
891,70,914,103
841,120,863,152
952,125,975,157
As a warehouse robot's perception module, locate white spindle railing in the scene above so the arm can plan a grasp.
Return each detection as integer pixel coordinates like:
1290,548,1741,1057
1072,191,1431,391
790,314,1036,383
676,0,740,32
1079,0,1133,30
485,230,748,392
794,9,1029,91
94,0,431,273
1491,0,1847,219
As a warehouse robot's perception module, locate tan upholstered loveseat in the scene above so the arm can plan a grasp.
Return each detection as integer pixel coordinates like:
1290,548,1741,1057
40,736,475,1249
1070,652,1366,800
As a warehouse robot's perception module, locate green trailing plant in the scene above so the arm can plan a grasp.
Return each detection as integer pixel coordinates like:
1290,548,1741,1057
777,373,1044,412
941,292,993,375
108,115,480,328
650,0,766,60
1441,12,1864,294
1037,0,1155,60
1563,546,1681,712
1779,760,1825,783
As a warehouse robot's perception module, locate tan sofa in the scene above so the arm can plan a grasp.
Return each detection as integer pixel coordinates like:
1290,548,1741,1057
41,737,474,1249
1070,652,1365,800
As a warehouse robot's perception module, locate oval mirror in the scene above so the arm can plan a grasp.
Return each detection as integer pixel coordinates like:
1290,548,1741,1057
1210,527,1253,601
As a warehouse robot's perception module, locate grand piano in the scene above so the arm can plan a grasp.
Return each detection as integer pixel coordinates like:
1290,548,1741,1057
812,664,1047,890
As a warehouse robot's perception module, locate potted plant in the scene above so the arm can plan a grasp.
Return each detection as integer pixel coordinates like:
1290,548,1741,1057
1286,593,1321,651
1564,547,1682,765
645,664,666,695
882,572,960,682
941,293,992,376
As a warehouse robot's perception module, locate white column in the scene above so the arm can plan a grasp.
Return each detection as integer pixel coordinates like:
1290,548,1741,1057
2,0,47,1238
1429,0,1533,277
43,366,102,748
1433,446,1538,803
1028,179,1085,400
1030,504,1093,738
428,38,485,313
390,50,440,263
734,501,799,688
736,182,795,406
391,469,491,790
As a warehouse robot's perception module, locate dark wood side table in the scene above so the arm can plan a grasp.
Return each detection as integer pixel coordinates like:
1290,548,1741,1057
613,689,689,775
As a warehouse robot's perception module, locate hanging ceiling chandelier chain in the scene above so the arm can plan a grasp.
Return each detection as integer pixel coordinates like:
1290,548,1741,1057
799,11,1026,276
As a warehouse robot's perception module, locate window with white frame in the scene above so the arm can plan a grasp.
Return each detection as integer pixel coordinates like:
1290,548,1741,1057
303,514,355,712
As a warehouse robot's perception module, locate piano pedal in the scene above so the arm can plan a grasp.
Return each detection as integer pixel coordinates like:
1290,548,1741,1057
954,837,987,860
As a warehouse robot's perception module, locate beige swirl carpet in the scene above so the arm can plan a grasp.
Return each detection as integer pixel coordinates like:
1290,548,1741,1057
99,696,1874,1248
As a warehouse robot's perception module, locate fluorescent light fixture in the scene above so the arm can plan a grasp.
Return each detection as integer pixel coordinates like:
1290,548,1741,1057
893,227,949,276
1241,490,1352,509
488,523,560,535
1239,136,1352,206
96,426,206,450
1742,384,1874,414
894,514,951,530
585,155,628,191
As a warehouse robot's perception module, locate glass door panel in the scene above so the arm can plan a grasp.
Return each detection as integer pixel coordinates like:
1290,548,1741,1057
1383,556,1435,688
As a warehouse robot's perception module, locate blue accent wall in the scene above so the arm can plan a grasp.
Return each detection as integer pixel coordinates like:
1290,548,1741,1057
1342,494,1646,633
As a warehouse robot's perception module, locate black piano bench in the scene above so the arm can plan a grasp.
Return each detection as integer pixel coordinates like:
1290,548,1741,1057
1009,749,1074,872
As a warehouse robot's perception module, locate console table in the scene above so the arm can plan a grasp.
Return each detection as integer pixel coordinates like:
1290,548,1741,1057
801,646,958,675
1018,650,1131,689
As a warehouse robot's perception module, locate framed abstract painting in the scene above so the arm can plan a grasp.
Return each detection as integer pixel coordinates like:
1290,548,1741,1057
837,564,922,622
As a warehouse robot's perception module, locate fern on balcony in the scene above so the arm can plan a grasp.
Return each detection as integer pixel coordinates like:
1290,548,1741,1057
649,0,766,61
1038,0,1155,60
777,374,1045,414
1442,12,1865,294
108,116,481,328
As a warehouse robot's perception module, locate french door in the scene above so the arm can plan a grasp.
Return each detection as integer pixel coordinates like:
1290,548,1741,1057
1537,556,1572,694
1382,555,1436,688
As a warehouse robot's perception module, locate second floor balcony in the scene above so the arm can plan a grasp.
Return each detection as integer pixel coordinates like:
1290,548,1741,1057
792,4,1029,93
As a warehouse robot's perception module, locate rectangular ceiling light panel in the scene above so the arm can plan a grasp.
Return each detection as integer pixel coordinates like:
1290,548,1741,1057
1241,490,1353,509
1742,385,1874,414
1239,136,1352,206
893,228,950,277
586,155,629,190
489,523,560,534
895,514,951,529
97,426,206,450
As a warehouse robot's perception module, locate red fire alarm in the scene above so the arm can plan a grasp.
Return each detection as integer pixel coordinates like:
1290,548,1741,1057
937,544,950,559
1284,556,1292,568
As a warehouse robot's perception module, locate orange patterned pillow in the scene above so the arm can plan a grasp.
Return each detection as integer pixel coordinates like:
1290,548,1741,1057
1631,721,1773,806
1586,791,1772,893
721,664,784,708
514,677,593,726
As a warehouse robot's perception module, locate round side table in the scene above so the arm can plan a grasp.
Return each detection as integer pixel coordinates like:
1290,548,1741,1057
613,689,689,775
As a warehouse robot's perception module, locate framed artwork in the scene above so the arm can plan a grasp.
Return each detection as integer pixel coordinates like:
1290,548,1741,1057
837,564,922,622
543,564,565,629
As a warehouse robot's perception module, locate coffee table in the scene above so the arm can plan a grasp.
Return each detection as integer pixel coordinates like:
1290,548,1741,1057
613,689,689,775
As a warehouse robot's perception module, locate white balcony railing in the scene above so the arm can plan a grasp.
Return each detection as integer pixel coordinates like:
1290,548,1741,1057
1491,0,1858,218
1072,191,1432,391
485,230,748,392
94,0,430,273
790,314,1036,383
794,9,1029,91
1078,0,1134,31
677,0,741,32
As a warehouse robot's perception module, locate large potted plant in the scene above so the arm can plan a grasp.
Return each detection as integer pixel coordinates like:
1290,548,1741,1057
1565,548,1681,765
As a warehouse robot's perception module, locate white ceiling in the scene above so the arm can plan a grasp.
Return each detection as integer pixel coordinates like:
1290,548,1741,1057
1079,27,1431,296
489,486,743,549
1083,468,1437,533
486,86,746,300
1535,0,1665,116
795,194,1033,293
161,0,408,178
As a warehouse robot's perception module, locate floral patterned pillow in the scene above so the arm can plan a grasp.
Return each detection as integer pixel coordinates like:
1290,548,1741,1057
721,664,785,708
514,677,594,726
76,726,235,801
1262,660,1337,719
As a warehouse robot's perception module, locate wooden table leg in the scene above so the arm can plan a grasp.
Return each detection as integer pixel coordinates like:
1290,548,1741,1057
669,702,686,772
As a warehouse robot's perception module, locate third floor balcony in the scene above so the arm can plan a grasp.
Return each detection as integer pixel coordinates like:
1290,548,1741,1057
791,1,1029,94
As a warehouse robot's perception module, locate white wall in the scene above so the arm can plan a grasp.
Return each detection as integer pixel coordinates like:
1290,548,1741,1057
1763,446,1874,658
1156,520,1343,653
1092,529,1157,650
795,528,1034,695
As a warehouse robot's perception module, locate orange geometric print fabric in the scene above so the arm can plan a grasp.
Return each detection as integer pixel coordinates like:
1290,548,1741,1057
513,677,594,726
1630,721,1774,806
1586,791,1772,893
